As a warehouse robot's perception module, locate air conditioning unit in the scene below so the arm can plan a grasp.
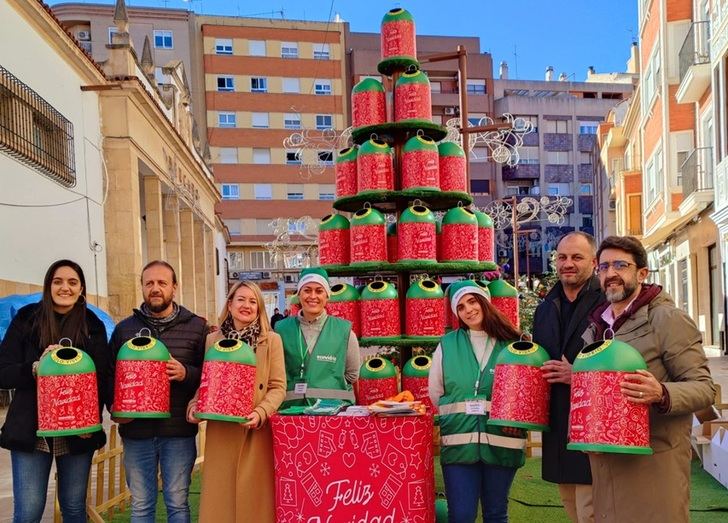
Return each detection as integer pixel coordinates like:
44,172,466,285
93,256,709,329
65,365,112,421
498,249,508,258
608,199,617,211
284,275,294,283
229,271,240,280
260,271,272,279
444,107,457,115
77,30,91,41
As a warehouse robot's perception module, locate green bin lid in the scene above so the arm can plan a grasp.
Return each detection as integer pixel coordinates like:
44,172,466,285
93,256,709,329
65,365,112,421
573,339,647,372
205,338,256,365
360,356,397,379
319,213,350,231
336,146,358,163
406,279,444,299
329,283,360,302
442,206,477,226
402,355,432,378
38,346,96,376
381,7,414,24
351,207,386,226
353,77,385,94
361,280,398,300
399,205,435,224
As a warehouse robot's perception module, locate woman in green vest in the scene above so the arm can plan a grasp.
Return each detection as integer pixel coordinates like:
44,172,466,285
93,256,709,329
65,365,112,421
429,280,526,523
275,268,360,408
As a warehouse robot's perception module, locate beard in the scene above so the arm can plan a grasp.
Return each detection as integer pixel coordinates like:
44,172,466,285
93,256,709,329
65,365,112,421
147,295,173,313
604,276,638,303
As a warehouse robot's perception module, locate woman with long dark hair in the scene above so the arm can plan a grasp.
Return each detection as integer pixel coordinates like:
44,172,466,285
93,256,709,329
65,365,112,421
429,280,526,523
0,260,112,523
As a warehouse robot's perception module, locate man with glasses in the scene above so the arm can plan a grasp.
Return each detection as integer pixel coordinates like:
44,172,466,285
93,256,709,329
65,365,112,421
582,236,715,522
534,232,603,523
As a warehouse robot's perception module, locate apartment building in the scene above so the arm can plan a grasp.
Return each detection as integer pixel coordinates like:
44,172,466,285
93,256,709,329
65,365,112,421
346,32,495,206
195,14,348,308
707,0,728,351
491,70,634,273
637,0,722,351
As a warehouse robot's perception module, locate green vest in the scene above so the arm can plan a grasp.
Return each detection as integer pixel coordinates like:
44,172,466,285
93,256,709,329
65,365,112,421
438,329,526,467
275,314,354,407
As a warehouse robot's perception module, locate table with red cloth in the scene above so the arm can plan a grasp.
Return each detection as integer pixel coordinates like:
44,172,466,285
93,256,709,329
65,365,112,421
271,414,435,522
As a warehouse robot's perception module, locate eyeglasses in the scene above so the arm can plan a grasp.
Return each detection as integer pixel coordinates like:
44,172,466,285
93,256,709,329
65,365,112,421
597,260,636,273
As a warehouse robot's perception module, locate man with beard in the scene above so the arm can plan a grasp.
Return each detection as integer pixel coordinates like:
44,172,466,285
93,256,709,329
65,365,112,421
110,260,207,522
582,236,715,523
533,232,603,523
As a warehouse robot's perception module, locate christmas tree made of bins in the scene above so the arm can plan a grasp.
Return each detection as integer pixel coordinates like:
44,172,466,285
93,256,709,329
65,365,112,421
317,7,520,357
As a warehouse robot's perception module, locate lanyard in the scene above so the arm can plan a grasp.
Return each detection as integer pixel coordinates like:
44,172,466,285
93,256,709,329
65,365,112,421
472,336,495,396
296,327,311,379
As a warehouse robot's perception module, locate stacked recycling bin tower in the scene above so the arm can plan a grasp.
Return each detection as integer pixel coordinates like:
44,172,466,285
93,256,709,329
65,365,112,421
319,7,517,373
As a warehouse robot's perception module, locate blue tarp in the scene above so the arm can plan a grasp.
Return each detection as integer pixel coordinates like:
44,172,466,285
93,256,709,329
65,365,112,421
0,293,115,343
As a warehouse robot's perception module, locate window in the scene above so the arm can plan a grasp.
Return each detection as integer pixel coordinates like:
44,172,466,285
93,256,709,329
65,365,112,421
314,79,332,95
318,151,334,165
468,113,487,126
514,115,538,133
252,148,271,164
519,146,539,164
288,220,307,234
108,27,118,44
319,184,335,200
224,219,241,235
284,253,306,268
281,42,298,58
254,184,272,200
313,43,330,60
547,183,571,195
642,42,661,111
582,215,593,228
579,121,599,134
286,151,301,165
251,251,273,269
251,112,269,128
676,150,689,185
580,183,593,194
282,78,300,93
215,39,233,55
546,151,571,164
221,184,240,200
255,219,272,235
153,30,173,49
545,119,571,133
228,252,245,270
217,76,234,92
249,40,266,56
0,65,76,186
431,81,442,94
251,77,267,93
217,148,238,164
466,79,486,95
579,152,592,163
470,180,490,195
505,183,534,196
284,113,301,129
287,184,304,200
218,112,236,128
315,114,333,130
471,147,488,162
154,67,168,86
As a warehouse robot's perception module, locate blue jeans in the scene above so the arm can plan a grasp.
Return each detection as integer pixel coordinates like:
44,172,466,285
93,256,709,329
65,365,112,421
122,436,196,523
442,462,517,523
11,448,93,523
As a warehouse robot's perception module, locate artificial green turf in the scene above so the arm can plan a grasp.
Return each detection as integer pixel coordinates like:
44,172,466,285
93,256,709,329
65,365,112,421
109,458,727,522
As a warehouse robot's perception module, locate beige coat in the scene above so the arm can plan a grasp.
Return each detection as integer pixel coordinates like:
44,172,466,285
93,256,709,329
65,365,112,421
198,330,287,523
582,291,715,523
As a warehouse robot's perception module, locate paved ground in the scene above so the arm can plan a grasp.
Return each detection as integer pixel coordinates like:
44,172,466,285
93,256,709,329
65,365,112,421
1,355,727,522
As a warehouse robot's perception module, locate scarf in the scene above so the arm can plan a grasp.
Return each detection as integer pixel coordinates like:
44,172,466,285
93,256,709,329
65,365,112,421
220,315,261,350
589,283,662,339
137,302,180,333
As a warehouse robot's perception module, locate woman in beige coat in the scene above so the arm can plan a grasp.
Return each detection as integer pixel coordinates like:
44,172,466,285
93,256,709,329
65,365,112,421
187,281,286,523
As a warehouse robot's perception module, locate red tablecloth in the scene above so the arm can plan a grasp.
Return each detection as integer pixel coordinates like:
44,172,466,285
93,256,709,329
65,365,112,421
271,414,435,522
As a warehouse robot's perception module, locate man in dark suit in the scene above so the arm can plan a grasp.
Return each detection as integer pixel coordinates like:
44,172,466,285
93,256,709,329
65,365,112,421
533,232,604,523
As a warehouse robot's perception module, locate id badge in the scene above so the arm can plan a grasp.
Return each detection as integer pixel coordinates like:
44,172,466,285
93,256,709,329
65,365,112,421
465,396,487,416
294,378,308,395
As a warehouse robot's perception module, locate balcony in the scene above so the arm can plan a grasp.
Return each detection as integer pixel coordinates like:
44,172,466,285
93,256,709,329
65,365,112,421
502,163,540,180
676,21,711,103
679,146,713,217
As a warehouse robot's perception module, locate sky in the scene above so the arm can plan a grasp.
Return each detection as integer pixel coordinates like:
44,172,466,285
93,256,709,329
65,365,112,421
52,0,639,81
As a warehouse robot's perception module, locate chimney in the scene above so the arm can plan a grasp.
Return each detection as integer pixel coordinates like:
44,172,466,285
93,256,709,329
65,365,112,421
558,72,568,82
627,42,640,74
545,66,554,81
499,61,509,80
587,66,596,78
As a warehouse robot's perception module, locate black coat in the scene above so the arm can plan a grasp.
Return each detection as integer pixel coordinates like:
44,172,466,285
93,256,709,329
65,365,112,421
532,276,605,484
0,303,112,453
109,306,206,439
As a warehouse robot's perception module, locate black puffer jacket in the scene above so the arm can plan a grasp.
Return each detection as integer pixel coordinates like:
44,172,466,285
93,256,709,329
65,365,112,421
0,303,112,453
533,276,604,484
109,305,206,439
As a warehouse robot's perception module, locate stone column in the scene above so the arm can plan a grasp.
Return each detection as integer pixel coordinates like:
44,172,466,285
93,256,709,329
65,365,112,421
143,176,165,262
193,216,208,319
162,195,182,282
179,207,197,310
204,226,218,319
103,144,143,321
